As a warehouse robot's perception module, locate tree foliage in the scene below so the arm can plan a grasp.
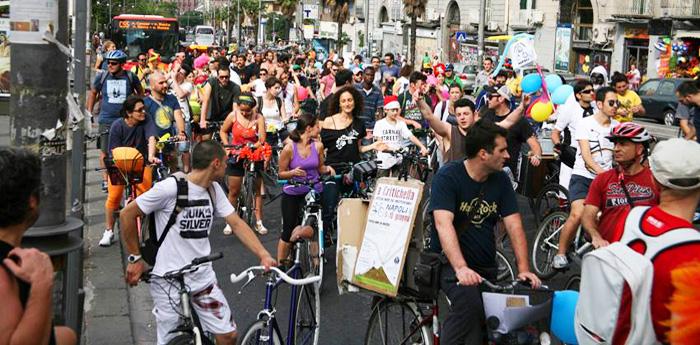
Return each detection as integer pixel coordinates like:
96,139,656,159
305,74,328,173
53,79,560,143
404,0,427,66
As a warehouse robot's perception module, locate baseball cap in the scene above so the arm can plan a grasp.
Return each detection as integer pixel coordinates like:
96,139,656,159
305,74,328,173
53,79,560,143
485,85,512,102
445,64,454,71
649,138,700,190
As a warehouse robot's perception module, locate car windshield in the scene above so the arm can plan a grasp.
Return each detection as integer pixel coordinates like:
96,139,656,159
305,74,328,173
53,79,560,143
197,28,214,35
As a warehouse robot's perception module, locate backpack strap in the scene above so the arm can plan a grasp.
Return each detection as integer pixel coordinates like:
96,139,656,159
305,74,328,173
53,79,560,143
621,206,700,260
155,172,189,247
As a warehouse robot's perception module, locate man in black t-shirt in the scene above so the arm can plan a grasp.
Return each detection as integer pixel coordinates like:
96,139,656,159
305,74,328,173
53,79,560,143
199,68,241,131
430,120,540,344
480,85,542,176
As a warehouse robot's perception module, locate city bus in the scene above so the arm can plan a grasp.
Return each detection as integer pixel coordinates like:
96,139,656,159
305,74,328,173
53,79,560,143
110,14,180,62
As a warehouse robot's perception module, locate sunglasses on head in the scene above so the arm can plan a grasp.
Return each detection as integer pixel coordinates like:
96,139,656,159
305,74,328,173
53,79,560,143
607,100,620,107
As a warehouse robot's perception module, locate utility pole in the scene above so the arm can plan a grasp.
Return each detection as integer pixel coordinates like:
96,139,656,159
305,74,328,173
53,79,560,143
364,0,369,56
477,0,486,65
237,0,241,49
258,0,263,45
227,0,231,45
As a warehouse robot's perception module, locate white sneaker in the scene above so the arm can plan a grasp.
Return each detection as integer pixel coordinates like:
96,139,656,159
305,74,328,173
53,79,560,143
222,224,232,235
99,229,114,247
255,221,268,235
552,254,569,269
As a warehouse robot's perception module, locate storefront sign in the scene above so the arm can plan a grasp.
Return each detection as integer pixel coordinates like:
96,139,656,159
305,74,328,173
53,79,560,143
9,0,58,44
353,178,423,297
303,24,315,39
555,25,572,72
319,21,337,39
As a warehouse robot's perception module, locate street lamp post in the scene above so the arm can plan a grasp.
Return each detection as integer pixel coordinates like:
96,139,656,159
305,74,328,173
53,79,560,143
258,0,263,45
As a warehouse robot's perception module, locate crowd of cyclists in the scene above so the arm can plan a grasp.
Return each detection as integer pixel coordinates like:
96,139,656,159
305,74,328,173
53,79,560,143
2,36,698,344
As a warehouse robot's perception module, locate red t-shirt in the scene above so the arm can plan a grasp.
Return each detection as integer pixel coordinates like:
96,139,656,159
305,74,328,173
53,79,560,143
611,206,700,344
584,167,659,241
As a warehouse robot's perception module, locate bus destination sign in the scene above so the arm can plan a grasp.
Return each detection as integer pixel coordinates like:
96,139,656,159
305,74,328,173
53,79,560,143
118,20,173,31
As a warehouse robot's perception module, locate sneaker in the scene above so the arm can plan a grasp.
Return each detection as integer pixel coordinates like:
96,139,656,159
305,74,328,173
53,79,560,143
255,221,268,235
99,229,114,247
101,180,108,193
222,224,232,235
552,254,569,269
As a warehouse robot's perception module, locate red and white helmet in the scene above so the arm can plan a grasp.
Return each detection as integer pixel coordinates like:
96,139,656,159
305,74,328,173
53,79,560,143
607,122,653,143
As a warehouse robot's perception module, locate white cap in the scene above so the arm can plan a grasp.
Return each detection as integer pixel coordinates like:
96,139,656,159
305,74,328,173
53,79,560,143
649,138,700,190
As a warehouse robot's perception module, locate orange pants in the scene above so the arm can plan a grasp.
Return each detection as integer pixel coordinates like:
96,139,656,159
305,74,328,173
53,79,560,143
105,165,153,210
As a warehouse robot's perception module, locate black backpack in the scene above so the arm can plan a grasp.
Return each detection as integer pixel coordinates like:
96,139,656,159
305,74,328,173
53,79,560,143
140,172,215,265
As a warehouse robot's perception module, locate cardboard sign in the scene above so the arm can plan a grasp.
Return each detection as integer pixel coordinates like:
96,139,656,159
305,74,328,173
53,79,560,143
511,38,537,70
352,178,423,297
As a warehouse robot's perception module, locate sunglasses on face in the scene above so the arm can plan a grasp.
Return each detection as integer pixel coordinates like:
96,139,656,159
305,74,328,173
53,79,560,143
219,75,230,80
488,94,500,99
260,73,267,76
332,69,338,72
579,89,594,94
607,100,620,107
107,61,120,66
138,59,147,62
132,107,146,113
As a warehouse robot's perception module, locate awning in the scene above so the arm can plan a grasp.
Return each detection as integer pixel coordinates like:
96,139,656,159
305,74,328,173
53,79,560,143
675,30,700,39
486,35,512,41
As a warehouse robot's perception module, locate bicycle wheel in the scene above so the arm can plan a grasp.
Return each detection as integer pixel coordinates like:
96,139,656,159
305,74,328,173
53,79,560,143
239,320,282,345
495,250,515,284
294,284,320,345
364,299,430,345
565,275,581,291
531,211,568,280
166,333,195,345
533,183,569,225
303,215,321,277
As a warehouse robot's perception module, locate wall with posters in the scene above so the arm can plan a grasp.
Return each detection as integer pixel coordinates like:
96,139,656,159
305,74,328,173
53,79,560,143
0,1,9,96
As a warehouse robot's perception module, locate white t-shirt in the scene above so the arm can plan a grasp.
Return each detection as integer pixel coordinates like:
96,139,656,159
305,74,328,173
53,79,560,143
553,97,597,152
136,178,235,291
433,100,453,122
572,116,618,179
373,118,413,169
396,76,409,95
170,82,193,122
281,83,295,115
252,79,267,98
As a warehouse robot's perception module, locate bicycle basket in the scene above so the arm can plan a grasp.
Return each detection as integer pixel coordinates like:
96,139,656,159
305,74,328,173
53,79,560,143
482,290,552,335
110,147,145,185
352,160,378,181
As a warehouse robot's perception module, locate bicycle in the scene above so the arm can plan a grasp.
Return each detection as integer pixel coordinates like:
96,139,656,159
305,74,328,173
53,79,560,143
386,146,432,183
363,251,515,345
142,252,224,345
230,243,322,345
153,134,189,182
264,119,297,183
226,143,271,228
531,210,592,280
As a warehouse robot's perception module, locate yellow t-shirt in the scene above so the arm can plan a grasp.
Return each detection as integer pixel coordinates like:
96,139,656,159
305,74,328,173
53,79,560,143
615,90,642,122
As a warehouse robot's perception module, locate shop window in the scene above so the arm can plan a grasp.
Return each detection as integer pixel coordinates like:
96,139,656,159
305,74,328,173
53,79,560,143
657,81,676,97
638,80,660,97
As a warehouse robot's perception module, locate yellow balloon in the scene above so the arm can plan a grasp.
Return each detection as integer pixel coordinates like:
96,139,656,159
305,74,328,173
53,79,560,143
531,101,553,122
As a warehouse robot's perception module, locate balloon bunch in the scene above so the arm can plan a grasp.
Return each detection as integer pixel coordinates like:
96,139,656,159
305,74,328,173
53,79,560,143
520,67,574,122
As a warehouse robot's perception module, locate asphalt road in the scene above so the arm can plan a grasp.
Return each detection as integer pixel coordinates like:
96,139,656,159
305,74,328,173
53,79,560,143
633,117,680,140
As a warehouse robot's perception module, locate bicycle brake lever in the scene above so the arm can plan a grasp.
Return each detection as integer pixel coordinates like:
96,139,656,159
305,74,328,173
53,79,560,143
237,271,257,294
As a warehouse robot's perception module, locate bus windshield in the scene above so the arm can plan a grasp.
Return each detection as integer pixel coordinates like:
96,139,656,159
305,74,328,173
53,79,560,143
111,18,179,60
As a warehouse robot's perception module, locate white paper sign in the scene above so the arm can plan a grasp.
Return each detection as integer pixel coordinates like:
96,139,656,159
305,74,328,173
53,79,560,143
510,38,537,70
9,0,58,44
353,179,422,295
319,21,338,39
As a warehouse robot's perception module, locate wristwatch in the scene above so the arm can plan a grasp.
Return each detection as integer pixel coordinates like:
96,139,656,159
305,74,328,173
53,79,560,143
127,254,142,264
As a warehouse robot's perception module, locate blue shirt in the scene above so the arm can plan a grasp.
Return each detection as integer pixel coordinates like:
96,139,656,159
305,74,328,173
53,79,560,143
92,70,141,125
108,117,158,159
429,161,518,268
380,64,400,78
355,84,384,129
143,95,182,138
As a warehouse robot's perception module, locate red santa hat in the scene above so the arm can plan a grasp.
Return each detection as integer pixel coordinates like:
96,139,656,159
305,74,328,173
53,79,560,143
384,95,400,109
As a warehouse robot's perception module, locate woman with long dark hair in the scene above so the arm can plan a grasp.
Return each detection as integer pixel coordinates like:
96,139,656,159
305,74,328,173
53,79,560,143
320,86,388,236
276,113,334,264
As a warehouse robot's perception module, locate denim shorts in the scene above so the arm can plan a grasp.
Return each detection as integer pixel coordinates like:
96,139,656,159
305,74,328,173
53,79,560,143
569,174,593,202
177,123,192,153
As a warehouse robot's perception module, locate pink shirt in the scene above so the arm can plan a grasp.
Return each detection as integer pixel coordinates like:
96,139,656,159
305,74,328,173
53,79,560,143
321,74,335,98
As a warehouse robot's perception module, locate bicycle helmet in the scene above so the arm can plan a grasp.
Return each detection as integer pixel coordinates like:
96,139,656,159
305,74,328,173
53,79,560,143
104,50,128,62
607,122,652,143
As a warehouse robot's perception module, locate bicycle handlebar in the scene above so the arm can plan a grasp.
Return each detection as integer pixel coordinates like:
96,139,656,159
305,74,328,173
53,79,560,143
192,252,223,265
143,252,224,282
230,266,321,286
276,175,341,186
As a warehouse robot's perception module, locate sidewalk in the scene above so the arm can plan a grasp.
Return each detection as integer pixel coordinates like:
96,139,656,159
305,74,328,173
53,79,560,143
81,147,156,345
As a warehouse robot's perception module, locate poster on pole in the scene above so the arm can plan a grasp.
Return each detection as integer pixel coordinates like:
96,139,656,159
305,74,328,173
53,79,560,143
510,37,537,70
9,0,57,44
0,1,9,95
555,25,572,72
352,178,423,297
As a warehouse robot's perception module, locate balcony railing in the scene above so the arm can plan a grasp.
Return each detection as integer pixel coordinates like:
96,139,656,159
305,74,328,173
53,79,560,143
612,0,652,17
661,0,700,17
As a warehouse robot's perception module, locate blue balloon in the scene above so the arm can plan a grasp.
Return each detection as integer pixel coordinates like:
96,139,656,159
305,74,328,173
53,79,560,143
552,85,574,105
545,74,564,93
521,73,542,94
550,290,579,345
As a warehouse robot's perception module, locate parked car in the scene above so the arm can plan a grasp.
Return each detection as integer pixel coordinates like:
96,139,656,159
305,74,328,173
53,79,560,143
451,62,477,94
637,78,690,126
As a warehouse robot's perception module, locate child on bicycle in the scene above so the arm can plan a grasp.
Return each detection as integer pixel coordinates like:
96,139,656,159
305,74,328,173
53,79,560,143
276,113,334,266
373,95,428,177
